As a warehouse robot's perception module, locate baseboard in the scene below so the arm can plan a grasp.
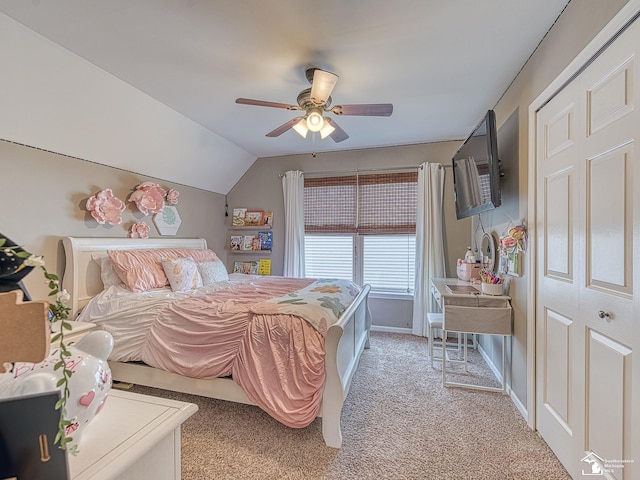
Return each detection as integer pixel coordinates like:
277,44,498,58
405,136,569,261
510,389,528,421
478,345,529,422
371,325,412,334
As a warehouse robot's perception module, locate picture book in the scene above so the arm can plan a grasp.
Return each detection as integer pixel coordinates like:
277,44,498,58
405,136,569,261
262,211,273,226
229,235,242,250
258,231,272,250
242,235,254,250
252,237,261,251
244,210,264,226
232,208,247,226
258,258,271,275
233,260,259,274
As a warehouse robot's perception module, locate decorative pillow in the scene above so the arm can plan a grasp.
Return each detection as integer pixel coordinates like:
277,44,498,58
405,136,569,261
162,257,203,292
197,259,229,285
108,248,217,292
91,254,124,287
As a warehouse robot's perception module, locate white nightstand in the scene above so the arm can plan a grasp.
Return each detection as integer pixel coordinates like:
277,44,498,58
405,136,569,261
69,389,198,480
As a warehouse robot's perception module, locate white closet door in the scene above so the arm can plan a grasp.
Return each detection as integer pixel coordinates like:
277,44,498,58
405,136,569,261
536,16,639,480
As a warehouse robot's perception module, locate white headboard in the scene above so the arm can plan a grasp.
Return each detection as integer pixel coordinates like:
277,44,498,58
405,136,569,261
62,237,208,319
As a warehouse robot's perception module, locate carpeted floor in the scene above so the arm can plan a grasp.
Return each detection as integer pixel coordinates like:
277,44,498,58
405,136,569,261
130,331,570,479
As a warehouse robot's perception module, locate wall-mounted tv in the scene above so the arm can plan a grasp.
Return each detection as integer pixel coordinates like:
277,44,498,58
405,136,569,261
452,109,501,220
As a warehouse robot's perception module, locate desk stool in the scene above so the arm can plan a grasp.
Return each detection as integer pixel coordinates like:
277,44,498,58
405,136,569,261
427,312,466,369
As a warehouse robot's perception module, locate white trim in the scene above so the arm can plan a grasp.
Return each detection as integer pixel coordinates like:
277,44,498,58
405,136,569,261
371,325,413,334
526,0,640,431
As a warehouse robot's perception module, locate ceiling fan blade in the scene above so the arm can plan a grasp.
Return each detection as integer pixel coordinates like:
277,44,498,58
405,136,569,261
330,103,393,116
236,98,300,111
325,118,349,143
265,116,304,137
310,69,339,106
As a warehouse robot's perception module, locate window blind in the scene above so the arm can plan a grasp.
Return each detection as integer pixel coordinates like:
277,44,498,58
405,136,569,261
304,172,418,234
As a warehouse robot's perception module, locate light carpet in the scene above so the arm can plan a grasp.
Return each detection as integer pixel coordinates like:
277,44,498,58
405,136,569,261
130,331,570,479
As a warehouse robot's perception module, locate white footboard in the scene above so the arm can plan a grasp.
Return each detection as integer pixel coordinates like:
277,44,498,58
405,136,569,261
321,284,372,448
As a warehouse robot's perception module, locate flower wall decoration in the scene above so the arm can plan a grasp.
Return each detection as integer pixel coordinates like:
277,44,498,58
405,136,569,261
128,182,180,215
85,189,126,225
129,221,150,239
166,188,180,205
499,224,527,254
128,182,167,215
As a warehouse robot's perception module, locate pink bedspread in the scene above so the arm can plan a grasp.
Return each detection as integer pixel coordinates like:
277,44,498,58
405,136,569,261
138,276,357,428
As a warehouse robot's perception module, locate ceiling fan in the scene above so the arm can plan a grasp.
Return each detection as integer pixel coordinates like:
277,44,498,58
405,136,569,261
235,67,393,143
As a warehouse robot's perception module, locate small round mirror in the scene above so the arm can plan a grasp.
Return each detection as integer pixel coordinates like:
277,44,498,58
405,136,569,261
480,232,498,272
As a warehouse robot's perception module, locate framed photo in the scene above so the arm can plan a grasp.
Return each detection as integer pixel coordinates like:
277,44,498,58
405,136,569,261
244,210,264,226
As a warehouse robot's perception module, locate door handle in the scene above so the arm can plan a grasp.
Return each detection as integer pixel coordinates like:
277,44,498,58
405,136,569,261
597,310,611,322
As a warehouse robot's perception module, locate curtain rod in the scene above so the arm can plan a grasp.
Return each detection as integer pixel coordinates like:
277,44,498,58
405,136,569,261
278,163,451,178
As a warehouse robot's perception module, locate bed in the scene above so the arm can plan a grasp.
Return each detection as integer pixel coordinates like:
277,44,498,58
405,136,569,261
61,236,371,448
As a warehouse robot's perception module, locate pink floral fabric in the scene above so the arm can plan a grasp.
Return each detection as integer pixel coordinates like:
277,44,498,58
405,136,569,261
128,182,167,215
86,189,126,225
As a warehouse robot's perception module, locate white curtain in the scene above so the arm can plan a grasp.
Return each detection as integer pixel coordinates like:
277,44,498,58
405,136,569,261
412,162,446,336
282,170,306,277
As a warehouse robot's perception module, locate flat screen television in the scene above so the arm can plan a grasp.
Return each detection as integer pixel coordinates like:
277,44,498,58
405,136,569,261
452,110,501,219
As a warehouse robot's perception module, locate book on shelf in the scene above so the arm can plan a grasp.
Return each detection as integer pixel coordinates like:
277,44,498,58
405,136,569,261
233,260,260,275
229,235,243,250
257,231,272,250
252,237,261,251
232,208,247,226
258,258,271,275
262,211,273,227
242,235,254,251
244,210,264,226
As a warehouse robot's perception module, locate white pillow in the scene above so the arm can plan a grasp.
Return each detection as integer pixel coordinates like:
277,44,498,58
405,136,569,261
91,253,124,287
161,256,203,292
197,259,229,285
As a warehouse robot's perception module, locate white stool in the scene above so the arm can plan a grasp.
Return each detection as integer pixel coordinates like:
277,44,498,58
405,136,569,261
428,312,468,370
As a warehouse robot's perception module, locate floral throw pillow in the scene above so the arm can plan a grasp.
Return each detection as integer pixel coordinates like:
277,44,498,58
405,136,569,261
161,257,203,292
197,259,229,285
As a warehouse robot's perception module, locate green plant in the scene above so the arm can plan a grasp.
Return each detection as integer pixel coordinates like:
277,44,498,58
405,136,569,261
0,239,76,453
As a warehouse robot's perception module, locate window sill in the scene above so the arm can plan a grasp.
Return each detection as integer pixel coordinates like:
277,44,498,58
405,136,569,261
369,291,414,301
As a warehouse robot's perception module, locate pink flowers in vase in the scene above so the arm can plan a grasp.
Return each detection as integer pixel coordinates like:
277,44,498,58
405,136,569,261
86,189,126,225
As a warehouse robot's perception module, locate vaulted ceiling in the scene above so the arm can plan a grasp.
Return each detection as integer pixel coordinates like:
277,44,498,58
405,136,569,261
0,0,569,192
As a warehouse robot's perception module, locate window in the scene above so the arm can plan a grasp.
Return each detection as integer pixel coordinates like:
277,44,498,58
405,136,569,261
303,172,418,294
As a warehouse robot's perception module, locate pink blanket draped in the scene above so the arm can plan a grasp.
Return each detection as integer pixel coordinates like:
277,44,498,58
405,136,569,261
140,276,332,428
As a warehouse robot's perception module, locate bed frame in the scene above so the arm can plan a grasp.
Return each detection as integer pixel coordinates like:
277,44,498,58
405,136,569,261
61,236,371,448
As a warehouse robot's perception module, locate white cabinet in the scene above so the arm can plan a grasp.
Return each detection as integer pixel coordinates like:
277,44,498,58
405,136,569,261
69,389,197,480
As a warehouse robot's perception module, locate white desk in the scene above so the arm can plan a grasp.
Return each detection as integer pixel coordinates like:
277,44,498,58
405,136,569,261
69,389,198,480
430,278,512,394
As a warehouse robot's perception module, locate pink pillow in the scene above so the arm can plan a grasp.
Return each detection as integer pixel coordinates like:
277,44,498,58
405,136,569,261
108,248,218,292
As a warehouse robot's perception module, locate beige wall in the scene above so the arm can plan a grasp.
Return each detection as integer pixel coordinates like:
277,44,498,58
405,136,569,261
0,140,227,302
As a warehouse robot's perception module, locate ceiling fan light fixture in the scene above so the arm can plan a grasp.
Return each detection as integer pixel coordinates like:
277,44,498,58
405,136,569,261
306,110,324,132
320,121,335,139
293,118,309,138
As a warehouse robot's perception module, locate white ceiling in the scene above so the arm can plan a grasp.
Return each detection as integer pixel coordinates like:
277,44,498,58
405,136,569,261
0,0,568,167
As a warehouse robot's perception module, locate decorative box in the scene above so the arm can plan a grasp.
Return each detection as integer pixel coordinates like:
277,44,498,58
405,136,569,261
456,262,482,282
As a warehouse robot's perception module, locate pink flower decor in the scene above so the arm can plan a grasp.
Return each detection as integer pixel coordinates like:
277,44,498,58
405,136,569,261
85,189,126,225
129,221,150,239
128,182,167,215
165,188,180,205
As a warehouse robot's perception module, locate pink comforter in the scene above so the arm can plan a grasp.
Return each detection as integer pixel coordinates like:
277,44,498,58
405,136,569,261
140,276,350,428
